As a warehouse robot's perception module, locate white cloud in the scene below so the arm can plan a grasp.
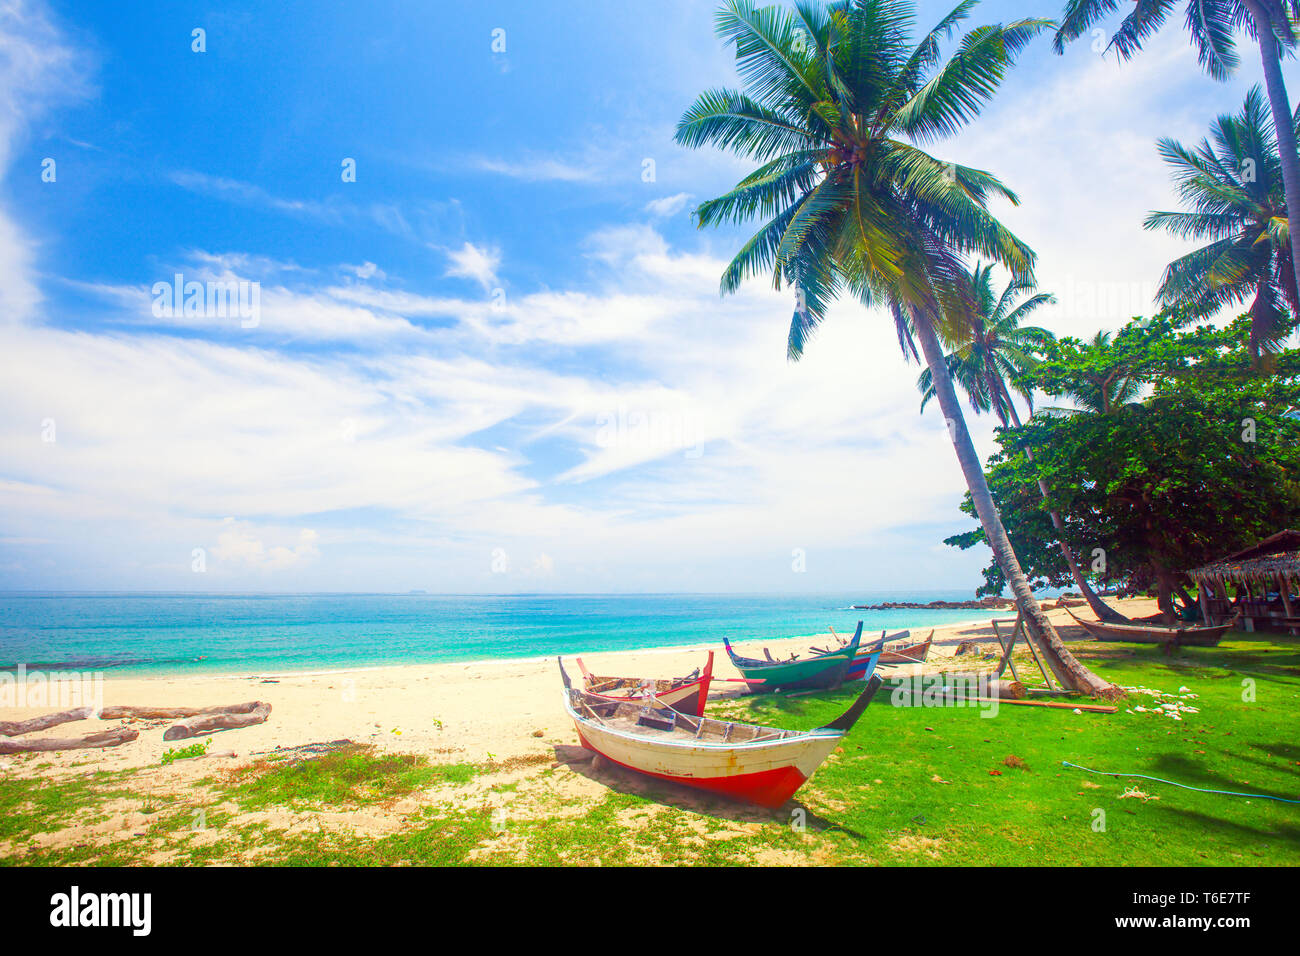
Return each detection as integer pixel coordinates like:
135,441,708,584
645,192,692,218
471,155,597,182
20,4,1262,592
213,525,319,571
169,170,338,220
0,0,89,326
443,241,501,291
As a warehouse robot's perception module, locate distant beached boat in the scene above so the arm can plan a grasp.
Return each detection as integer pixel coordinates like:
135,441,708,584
880,630,933,665
561,659,883,808
723,621,873,692
574,651,714,717
1065,608,1236,647
843,629,932,680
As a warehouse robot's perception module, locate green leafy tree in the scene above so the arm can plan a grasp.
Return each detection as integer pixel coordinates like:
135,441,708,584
1145,87,1298,360
676,0,1117,695
948,316,1300,619
1035,330,1148,415
1053,0,1300,315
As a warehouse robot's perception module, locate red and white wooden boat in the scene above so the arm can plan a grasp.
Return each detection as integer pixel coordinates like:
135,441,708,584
879,629,934,666
575,651,714,717
560,659,883,809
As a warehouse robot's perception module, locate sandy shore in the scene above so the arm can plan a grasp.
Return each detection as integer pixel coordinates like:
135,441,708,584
0,598,1159,779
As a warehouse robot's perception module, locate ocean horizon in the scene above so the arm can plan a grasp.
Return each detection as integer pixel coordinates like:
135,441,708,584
0,590,1022,677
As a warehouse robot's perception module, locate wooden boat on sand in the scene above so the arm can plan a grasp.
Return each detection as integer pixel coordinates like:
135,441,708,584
723,621,873,692
561,659,884,808
881,630,933,665
1065,608,1237,647
844,629,933,680
575,652,714,717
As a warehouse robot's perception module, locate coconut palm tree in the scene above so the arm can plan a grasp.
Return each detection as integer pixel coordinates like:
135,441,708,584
1145,86,1297,359
915,266,1131,622
916,262,1053,426
676,0,1118,696
1053,0,1300,315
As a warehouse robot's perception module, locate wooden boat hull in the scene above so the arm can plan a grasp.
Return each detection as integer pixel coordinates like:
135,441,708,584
724,622,865,693
1066,608,1235,647
560,664,884,809
733,656,853,692
880,634,933,666
578,652,713,717
843,647,883,682
847,630,933,677
571,724,840,808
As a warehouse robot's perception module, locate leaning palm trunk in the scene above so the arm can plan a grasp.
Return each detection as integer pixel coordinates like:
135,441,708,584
916,314,1120,698
1245,0,1300,318
1002,393,1128,624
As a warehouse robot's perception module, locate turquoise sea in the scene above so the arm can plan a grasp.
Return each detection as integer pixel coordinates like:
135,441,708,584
0,592,997,677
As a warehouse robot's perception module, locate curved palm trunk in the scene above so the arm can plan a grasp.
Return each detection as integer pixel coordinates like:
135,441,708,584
1002,394,1128,624
916,314,1121,698
1245,0,1300,322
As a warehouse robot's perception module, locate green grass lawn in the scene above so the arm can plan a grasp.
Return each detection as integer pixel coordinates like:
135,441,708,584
2,631,1297,866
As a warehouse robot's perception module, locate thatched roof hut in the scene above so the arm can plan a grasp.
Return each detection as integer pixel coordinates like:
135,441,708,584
1189,530,1300,585
1188,530,1300,630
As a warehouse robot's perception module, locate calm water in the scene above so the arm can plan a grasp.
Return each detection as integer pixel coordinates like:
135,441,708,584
0,592,995,676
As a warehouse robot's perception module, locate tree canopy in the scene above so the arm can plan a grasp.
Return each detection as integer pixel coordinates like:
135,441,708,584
946,315,1300,616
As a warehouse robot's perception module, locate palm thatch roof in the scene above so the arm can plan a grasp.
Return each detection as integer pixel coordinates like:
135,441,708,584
1189,530,1300,583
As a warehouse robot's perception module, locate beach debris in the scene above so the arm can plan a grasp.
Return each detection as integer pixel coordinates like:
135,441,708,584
0,726,138,754
1119,686,1199,721
0,706,95,737
531,730,544,738
163,701,271,740
1118,786,1159,802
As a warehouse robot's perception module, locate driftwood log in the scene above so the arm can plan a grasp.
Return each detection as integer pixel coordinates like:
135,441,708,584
988,679,1027,700
163,702,271,740
0,727,138,754
100,701,267,720
0,706,94,737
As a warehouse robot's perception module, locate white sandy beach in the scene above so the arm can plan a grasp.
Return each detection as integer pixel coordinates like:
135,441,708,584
0,599,1159,780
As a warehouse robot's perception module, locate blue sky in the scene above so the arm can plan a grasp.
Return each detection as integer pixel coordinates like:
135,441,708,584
0,0,1293,593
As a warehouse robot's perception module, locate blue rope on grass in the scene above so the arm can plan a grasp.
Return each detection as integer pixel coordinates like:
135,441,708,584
1061,760,1300,805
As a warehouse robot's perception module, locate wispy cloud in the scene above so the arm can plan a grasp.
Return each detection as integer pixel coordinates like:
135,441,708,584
443,242,501,291
0,0,91,324
645,192,692,218
469,155,598,182
169,170,340,220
